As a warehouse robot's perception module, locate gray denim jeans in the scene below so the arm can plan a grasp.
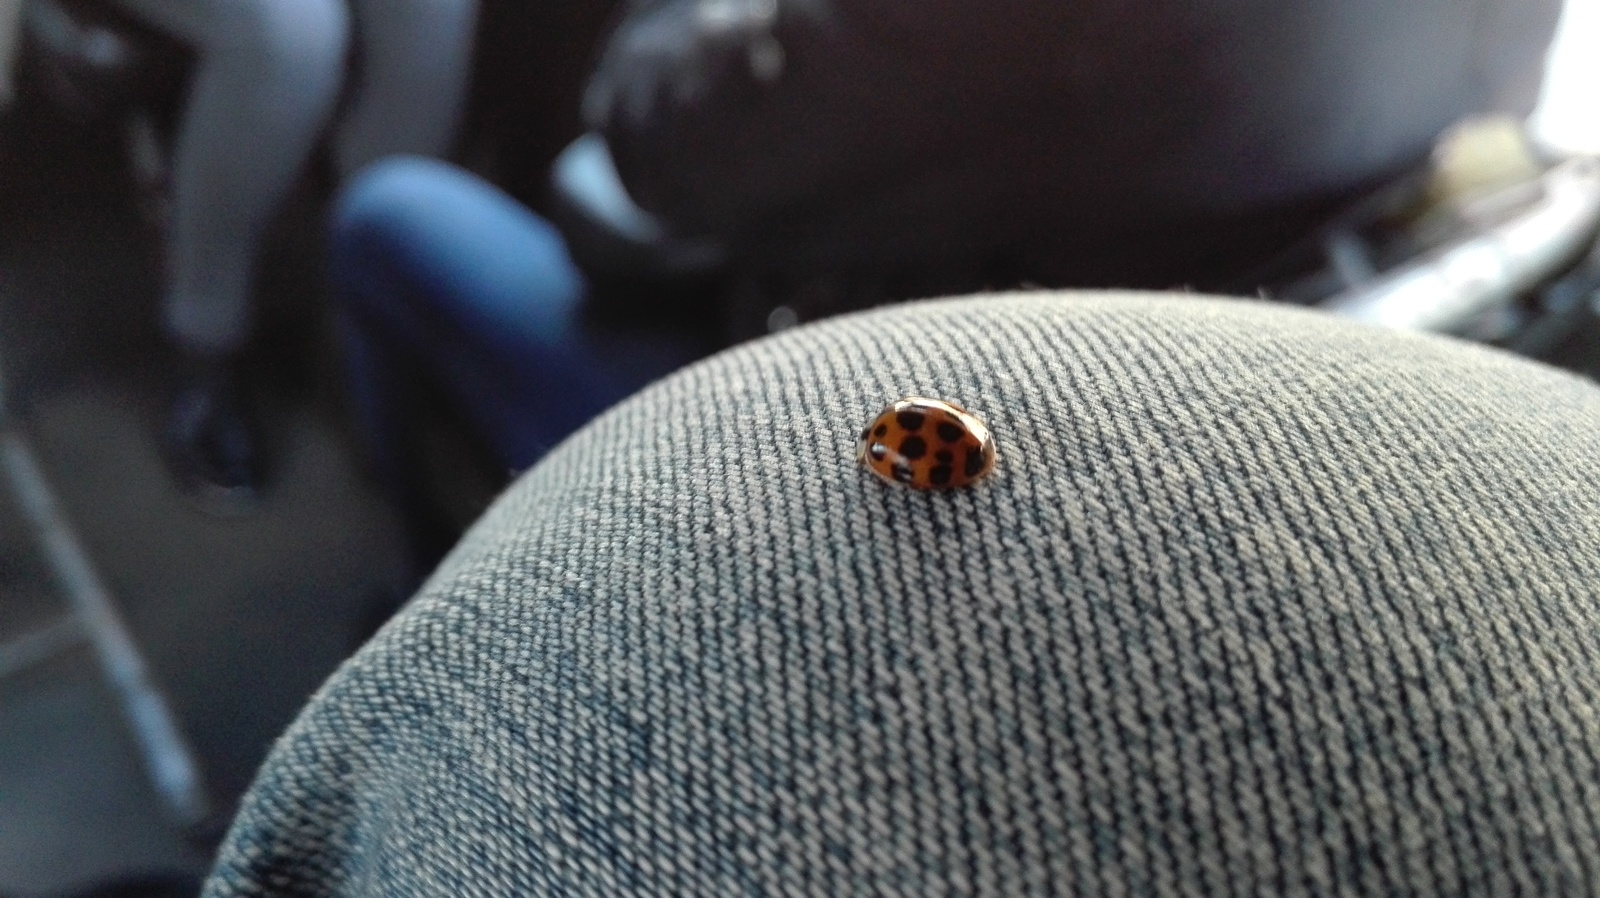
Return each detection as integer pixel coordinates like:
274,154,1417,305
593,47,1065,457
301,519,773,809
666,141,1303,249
206,293,1600,895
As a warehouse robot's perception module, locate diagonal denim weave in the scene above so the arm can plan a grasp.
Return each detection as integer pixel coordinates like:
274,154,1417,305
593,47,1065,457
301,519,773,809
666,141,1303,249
206,293,1600,896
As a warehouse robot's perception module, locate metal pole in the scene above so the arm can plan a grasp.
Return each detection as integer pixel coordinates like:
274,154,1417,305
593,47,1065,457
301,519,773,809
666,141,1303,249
0,374,208,825
1322,157,1600,332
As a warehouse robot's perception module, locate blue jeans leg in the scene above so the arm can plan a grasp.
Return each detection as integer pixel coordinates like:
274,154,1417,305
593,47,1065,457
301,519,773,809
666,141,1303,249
330,156,699,472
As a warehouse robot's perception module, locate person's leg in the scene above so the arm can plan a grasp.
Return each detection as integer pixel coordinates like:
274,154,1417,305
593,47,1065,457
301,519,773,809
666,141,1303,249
333,157,625,470
334,0,478,177
112,0,351,505
332,157,702,584
207,292,1600,894
113,0,350,356
331,156,583,583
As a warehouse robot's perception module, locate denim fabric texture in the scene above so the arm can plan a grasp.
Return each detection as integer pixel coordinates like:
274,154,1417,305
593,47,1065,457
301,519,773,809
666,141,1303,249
205,293,1600,895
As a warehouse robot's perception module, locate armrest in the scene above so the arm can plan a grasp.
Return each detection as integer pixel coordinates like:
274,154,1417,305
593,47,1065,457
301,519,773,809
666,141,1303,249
547,133,725,280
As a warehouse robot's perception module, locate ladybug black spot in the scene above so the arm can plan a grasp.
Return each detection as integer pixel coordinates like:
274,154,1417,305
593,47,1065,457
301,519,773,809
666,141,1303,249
929,465,953,486
964,449,986,478
896,410,926,431
874,424,888,438
900,436,927,460
936,422,964,443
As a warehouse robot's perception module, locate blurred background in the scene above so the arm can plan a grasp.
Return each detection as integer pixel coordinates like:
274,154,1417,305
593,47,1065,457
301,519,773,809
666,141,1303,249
0,0,1596,894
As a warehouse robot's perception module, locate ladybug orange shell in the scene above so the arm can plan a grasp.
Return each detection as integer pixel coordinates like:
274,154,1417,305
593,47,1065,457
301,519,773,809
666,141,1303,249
857,397,996,489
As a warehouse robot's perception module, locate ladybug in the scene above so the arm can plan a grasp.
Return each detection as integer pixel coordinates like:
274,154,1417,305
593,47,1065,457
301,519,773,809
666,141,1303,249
857,397,996,489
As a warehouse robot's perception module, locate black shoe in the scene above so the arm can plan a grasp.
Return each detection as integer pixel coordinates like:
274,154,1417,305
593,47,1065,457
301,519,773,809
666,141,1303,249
162,362,265,514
